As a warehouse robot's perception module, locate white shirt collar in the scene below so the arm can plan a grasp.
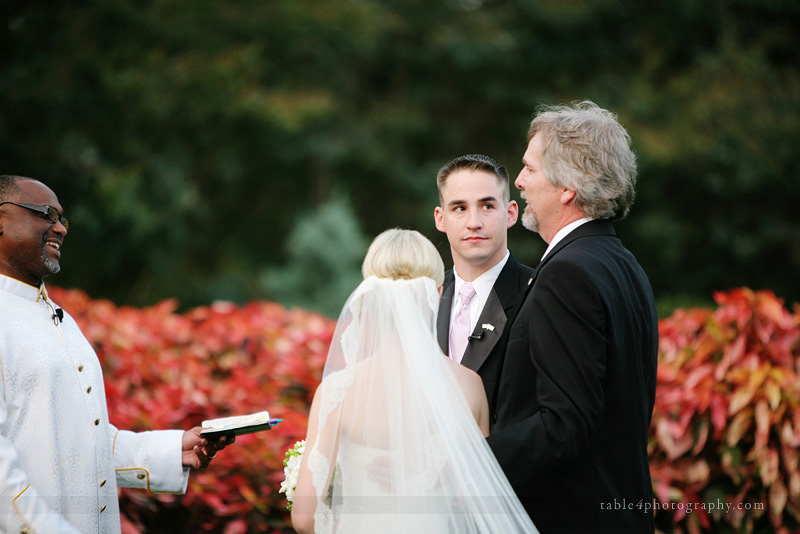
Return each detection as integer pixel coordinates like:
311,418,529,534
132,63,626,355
453,249,510,305
0,273,48,303
542,218,594,261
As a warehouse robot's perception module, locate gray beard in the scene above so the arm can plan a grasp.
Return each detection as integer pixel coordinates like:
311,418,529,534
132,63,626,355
522,208,538,233
42,254,61,276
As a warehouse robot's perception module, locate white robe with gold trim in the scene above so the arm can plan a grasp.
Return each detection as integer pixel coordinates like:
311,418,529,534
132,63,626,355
0,275,189,534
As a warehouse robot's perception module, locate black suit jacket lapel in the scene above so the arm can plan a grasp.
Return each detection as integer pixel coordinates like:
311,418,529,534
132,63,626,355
436,270,455,354
461,254,528,372
460,291,505,371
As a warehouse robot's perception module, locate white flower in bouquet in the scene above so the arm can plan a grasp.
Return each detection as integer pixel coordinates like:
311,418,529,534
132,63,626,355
280,440,305,510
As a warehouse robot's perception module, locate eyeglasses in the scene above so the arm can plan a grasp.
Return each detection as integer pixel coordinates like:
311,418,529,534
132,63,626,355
0,201,70,229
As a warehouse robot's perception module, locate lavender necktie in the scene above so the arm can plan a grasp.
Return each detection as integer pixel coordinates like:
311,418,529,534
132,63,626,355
449,283,476,363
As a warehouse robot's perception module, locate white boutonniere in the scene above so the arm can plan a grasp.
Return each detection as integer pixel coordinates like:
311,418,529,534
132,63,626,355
482,323,495,332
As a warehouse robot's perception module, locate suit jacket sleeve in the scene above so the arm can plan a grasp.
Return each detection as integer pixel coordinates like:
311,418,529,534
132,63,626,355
488,258,607,479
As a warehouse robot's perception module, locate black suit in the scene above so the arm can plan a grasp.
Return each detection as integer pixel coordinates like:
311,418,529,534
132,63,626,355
437,253,533,416
487,220,658,533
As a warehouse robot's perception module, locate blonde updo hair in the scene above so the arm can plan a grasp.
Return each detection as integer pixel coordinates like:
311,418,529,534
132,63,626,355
362,228,445,288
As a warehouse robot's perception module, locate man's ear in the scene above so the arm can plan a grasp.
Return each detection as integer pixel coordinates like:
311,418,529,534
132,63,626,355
434,206,445,232
506,200,519,228
560,189,577,205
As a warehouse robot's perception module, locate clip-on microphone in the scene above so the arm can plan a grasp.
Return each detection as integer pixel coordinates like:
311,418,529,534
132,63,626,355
468,329,485,341
52,308,64,325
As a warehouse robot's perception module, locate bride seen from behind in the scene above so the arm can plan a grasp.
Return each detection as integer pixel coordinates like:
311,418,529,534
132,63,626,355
291,228,537,534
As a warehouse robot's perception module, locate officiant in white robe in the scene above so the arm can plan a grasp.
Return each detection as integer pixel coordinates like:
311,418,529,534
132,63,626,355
0,276,190,534
0,175,230,534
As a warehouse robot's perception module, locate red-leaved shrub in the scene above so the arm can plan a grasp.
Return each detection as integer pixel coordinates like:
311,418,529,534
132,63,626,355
651,288,800,534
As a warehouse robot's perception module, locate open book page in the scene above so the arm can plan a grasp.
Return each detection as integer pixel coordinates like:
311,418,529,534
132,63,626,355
200,410,282,437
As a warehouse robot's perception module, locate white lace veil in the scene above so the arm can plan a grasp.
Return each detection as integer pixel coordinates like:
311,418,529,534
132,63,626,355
305,275,538,534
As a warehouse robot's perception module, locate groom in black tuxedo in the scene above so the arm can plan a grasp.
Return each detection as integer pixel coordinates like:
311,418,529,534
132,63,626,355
487,102,659,533
433,155,533,416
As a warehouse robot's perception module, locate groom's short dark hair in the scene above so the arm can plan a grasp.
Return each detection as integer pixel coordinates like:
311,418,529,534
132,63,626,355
436,154,510,203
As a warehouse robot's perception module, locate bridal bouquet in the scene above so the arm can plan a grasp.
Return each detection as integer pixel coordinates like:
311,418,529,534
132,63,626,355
279,440,305,510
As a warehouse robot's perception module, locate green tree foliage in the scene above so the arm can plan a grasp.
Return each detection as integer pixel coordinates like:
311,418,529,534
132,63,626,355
2,0,798,314
260,193,368,317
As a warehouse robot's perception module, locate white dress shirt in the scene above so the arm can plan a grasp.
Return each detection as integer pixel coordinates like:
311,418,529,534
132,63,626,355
0,274,189,534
